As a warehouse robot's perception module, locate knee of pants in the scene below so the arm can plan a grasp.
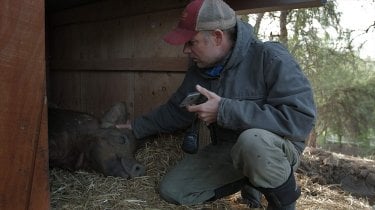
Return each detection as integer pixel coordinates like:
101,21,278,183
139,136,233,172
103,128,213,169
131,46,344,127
234,128,300,170
231,128,293,188
234,128,272,158
159,176,215,205
231,128,273,174
159,177,180,205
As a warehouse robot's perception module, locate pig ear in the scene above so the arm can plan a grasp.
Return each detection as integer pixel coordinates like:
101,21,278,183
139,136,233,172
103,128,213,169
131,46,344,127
75,152,85,170
100,102,128,128
116,101,129,123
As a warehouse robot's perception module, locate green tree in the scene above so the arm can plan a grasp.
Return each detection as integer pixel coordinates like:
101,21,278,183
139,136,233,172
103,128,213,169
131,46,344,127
248,1,375,151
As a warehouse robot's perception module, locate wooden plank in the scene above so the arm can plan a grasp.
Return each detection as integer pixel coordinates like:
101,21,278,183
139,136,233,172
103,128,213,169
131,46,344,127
49,57,189,72
48,70,186,120
48,0,188,27
134,72,185,117
227,0,326,13
0,0,48,209
46,0,99,12
47,0,326,27
47,3,188,119
80,71,135,119
47,70,82,111
29,100,50,210
48,8,186,72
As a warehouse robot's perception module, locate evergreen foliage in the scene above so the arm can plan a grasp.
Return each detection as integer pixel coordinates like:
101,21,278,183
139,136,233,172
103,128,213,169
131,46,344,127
248,1,375,155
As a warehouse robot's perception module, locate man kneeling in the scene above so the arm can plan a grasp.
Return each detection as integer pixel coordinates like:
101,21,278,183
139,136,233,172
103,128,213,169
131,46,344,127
117,0,316,209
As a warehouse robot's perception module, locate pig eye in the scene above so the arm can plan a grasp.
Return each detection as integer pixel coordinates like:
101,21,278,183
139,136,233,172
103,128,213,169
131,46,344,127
120,136,128,144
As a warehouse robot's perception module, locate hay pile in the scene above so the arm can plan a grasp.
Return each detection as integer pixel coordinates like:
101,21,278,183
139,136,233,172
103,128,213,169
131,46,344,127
50,135,373,209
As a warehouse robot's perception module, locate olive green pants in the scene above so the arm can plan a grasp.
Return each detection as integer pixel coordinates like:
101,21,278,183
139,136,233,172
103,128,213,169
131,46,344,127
159,128,300,205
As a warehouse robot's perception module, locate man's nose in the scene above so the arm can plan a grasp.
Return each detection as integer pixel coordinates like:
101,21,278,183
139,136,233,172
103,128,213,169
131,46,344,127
183,44,191,54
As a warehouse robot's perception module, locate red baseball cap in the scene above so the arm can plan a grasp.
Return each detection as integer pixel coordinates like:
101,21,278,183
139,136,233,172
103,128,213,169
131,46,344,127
163,0,236,45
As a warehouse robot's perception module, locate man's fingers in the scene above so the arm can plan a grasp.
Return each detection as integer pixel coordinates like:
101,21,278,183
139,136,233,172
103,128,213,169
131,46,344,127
115,120,132,129
186,104,200,112
196,84,213,99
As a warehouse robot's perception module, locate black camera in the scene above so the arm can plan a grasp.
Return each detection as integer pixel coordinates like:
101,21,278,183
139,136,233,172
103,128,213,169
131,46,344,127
182,118,199,154
182,129,199,154
181,118,217,154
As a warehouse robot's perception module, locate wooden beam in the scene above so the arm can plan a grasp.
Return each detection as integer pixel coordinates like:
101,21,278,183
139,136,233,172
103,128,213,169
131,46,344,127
49,0,188,27
0,0,49,209
28,100,50,210
227,0,326,13
48,0,327,27
49,57,189,72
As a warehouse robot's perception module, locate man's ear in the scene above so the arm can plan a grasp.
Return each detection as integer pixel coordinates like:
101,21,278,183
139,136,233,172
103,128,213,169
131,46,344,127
212,29,224,46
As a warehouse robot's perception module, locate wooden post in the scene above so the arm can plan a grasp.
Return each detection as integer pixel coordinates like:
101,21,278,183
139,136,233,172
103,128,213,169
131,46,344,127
0,0,49,209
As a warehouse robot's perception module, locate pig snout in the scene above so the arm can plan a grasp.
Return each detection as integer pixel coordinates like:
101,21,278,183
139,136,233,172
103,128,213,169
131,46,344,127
98,157,145,179
121,158,145,178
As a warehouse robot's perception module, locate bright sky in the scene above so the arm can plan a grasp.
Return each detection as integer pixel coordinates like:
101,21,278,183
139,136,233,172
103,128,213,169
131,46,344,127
249,0,375,60
337,0,375,60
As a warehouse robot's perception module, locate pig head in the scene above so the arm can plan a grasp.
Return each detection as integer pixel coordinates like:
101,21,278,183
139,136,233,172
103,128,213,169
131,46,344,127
48,102,145,179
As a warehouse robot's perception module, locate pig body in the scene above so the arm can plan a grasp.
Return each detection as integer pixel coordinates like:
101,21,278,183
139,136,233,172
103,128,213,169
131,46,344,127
48,103,145,179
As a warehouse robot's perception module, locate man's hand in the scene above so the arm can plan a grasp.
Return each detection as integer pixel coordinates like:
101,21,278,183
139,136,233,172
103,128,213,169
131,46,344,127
187,85,221,125
115,119,132,130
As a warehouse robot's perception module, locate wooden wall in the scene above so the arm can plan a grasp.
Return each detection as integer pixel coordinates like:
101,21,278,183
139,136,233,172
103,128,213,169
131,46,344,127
47,0,189,118
46,0,325,118
48,71,184,118
0,0,49,209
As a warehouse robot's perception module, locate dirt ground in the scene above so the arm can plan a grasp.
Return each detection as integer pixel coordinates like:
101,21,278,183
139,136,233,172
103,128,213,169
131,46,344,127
49,135,375,209
298,147,375,208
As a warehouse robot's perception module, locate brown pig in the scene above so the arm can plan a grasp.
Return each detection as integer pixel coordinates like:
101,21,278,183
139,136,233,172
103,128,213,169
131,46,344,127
48,102,145,179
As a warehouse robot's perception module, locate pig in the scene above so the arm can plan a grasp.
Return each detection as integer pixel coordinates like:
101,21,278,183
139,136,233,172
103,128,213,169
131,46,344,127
48,102,145,179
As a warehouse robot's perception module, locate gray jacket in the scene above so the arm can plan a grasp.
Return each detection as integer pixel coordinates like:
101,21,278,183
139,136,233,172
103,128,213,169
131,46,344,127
132,20,316,153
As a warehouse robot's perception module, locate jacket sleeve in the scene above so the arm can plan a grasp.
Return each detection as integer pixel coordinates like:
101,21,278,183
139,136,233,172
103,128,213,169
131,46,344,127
217,43,316,141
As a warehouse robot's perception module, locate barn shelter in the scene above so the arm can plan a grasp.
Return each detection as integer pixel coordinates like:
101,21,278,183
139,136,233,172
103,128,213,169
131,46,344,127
0,0,325,209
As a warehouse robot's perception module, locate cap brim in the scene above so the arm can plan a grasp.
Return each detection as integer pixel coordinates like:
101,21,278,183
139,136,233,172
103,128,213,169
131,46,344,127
163,28,198,45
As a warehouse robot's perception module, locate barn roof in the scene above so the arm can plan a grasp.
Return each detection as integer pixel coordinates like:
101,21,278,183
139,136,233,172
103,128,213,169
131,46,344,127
46,0,326,13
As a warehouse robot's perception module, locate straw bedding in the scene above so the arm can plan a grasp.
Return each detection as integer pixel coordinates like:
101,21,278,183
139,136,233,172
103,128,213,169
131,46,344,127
50,134,373,209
